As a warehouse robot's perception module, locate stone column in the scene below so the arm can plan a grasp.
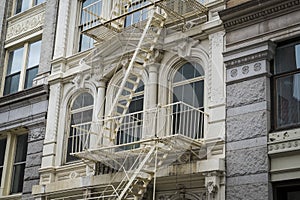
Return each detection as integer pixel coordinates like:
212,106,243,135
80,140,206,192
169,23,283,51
35,0,59,86
40,82,62,183
224,41,275,200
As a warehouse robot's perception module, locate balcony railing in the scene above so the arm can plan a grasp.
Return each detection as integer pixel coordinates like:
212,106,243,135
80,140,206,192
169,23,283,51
70,102,208,155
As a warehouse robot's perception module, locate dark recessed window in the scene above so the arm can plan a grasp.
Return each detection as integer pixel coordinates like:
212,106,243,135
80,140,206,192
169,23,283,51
273,40,300,130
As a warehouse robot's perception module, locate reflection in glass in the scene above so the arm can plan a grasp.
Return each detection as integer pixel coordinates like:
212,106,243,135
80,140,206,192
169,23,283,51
15,0,30,14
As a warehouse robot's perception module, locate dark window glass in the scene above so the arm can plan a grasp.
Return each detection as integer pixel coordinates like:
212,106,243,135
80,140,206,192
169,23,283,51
24,67,38,89
0,138,7,186
275,182,300,200
274,40,300,129
10,134,28,194
124,0,149,27
15,0,30,14
34,0,45,5
174,62,204,83
4,74,20,95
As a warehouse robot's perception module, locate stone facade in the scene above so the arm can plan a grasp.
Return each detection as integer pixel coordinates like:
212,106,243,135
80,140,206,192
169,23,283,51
220,0,300,199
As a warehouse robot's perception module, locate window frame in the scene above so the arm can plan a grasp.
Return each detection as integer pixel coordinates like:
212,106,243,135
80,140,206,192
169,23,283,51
78,0,103,52
0,132,28,197
1,40,41,97
272,40,300,131
13,0,46,15
65,92,94,163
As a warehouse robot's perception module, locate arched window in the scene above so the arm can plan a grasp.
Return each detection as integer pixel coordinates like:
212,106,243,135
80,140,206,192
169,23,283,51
172,62,205,139
116,80,144,149
66,92,94,162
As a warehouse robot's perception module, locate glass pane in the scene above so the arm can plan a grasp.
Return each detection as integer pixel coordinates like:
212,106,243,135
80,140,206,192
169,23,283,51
27,41,41,69
276,73,300,128
0,168,2,186
193,81,204,108
15,0,30,14
0,138,7,166
275,43,300,74
71,109,93,125
4,73,20,95
79,34,94,52
34,0,45,5
72,93,93,110
128,95,143,113
10,163,25,194
7,48,24,75
174,62,204,83
15,134,28,163
25,67,38,89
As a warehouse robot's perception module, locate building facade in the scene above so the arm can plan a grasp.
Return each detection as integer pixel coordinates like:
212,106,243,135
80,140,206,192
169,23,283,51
0,0,58,199
31,0,226,200
220,0,300,199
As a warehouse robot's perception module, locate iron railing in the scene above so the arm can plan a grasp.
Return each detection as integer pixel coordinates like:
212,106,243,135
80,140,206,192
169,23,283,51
70,102,208,154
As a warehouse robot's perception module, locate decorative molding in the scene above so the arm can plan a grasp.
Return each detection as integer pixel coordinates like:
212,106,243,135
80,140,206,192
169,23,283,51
226,60,267,83
225,51,269,68
6,11,45,42
221,0,300,31
268,128,300,154
29,127,45,141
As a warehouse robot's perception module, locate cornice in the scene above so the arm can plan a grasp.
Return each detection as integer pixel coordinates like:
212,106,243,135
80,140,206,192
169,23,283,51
220,0,300,31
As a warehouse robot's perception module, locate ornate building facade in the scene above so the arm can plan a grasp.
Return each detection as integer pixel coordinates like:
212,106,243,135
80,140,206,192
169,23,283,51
0,0,58,199
30,0,226,200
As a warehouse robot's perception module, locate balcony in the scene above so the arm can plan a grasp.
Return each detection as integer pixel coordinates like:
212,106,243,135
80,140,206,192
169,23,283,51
70,102,208,163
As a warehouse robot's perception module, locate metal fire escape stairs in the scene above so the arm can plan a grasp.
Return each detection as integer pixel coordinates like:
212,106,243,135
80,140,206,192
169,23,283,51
74,1,208,199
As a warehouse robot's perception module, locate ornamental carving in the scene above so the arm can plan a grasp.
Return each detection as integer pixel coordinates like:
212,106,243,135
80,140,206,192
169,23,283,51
6,12,45,41
230,69,237,77
242,66,249,74
254,63,262,71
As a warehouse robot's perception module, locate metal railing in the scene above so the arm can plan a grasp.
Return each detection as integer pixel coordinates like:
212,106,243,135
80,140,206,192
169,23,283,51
70,102,208,155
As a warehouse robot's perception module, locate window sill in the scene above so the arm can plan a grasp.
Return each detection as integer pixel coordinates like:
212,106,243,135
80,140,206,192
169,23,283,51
0,193,22,200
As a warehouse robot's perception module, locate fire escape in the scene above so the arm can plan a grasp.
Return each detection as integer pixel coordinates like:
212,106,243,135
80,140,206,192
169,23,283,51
71,0,208,199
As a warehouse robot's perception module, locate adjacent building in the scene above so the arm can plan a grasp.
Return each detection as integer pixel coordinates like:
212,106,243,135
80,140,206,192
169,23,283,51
220,0,300,199
0,0,58,199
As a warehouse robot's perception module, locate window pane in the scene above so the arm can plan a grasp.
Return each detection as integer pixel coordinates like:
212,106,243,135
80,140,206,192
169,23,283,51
275,43,300,74
15,0,30,14
71,109,93,125
27,41,41,69
15,134,28,163
24,67,38,89
7,48,24,75
72,93,94,110
174,62,204,83
79,34,94,52
276,73,300,128
0,138,6,186
4,73,20,95
10,163,25,194
34,0,45,5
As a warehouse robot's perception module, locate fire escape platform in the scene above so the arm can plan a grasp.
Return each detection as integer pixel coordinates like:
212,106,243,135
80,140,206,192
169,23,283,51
82,0,208,43
73,134,204,163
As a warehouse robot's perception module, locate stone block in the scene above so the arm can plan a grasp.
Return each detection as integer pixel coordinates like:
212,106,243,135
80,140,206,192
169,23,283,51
226,146,268,177
24,166,40,181
226,183,268,200
22,179,40,194
227,110,268,142
227,77,267,108
27,140,44,155
26,152,42,167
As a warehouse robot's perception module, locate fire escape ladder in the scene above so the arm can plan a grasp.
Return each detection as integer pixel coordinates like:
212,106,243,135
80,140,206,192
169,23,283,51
99,9,166,145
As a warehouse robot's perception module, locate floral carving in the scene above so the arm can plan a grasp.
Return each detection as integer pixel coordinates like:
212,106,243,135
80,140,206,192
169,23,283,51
6,12,45,41
242,66,249,74
254,63,262,71
230,69,238,77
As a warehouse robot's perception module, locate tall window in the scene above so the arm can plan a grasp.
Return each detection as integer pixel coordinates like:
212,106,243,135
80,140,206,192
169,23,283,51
3,40,41,96
124,0,150,27
274,40,300,129
79,0,102,52
172,62,205,139
15,0,46,14
10,134,28,194
0,134,28,196
0,138,7,187
66,93,94,162
116,80,144,148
